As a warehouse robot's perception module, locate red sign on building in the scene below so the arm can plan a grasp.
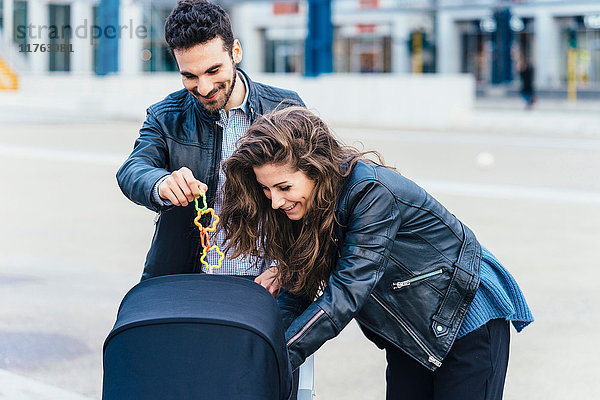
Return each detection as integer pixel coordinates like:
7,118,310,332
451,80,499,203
359,0,379,9
357,24,376,34
273,1,300,15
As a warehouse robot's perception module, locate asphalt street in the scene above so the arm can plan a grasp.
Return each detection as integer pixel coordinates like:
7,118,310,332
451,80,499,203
0,117,599,399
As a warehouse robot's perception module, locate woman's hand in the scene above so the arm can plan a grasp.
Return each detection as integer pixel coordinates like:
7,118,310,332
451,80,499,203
255,267,281,297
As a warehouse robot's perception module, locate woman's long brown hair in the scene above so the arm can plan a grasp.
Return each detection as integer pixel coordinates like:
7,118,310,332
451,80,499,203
220,107,379,300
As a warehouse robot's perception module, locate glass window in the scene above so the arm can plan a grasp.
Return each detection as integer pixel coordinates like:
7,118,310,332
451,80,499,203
14,1,28,49
142,5,177,72
459,21,492,84
333,25,391,73
265,39,304,73
348,36,390,73
49,4,71,72
459,17,533,86
558,16,600,89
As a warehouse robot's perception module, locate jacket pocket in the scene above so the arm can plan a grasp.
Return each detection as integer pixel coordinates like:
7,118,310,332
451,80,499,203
370,293,443,368
391,269,443,290
431,265,476,338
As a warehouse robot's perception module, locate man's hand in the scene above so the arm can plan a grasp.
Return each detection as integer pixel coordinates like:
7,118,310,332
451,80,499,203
158,167,208,207
255,267,281,297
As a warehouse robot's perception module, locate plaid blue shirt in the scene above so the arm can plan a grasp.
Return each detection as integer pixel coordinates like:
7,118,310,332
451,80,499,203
153,72,267,276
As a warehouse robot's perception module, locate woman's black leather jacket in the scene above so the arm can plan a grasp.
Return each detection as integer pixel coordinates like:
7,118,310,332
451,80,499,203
278,161,481,371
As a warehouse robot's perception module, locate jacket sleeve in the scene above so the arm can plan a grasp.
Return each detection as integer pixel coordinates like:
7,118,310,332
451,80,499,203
285,179,403,370
277,289,312,330
116,109,172,212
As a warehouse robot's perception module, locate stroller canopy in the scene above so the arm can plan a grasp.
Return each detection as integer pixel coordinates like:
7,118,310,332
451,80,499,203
103,274,292,400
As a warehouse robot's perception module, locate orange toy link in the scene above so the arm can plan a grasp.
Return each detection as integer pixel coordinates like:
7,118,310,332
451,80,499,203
193,193,224,272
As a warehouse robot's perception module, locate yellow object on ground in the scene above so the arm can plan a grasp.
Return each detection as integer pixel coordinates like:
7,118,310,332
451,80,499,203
567,48,576,103
0,55,19,90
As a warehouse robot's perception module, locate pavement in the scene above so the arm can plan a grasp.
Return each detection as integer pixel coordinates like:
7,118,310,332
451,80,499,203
0,370,93,400
0,73,599,138
0,84,599,399
470,96,600,137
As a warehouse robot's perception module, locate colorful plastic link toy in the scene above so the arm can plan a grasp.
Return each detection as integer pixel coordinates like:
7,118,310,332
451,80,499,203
193,192,224,273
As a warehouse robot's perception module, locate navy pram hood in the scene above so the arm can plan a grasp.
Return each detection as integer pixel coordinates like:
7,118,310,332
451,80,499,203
102,274,292,400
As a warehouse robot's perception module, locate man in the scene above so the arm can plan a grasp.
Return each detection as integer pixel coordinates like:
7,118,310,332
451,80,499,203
117,0,304,289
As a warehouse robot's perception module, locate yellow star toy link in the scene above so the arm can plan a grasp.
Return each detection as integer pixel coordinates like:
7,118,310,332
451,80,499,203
193,192,224,273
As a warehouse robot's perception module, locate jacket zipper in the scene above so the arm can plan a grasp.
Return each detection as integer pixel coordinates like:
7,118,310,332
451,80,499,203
370,293,442,368
392,269,443,290
287,309,325,347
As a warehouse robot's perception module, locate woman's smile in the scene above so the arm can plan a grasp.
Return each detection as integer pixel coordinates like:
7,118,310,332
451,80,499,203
253,163,315,221
282,203,297,212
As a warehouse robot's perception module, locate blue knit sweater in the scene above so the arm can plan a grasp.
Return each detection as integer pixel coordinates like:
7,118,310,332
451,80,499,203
457,246,534,338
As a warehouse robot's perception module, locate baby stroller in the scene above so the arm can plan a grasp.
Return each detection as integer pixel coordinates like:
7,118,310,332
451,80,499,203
102,274,314,400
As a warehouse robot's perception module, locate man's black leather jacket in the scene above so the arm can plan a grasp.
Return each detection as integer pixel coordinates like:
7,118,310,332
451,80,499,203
279,161,481,371
116,69,304,280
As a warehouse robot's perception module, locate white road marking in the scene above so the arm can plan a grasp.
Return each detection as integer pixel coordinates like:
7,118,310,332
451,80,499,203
418,179,600,206
340,129,600,151
2,143,599,205
0,144,125,166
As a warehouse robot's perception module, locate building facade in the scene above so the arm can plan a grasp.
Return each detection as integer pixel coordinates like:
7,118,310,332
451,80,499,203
0,0,171,75
236,0,600,92
1,0,599,92
437,0,600,92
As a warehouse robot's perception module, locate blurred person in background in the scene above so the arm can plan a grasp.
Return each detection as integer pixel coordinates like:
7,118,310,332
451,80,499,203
519,58,535,109
221,107,534,400
116,0,304,285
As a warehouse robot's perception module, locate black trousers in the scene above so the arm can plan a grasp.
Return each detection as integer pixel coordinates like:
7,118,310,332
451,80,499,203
384,319,510,400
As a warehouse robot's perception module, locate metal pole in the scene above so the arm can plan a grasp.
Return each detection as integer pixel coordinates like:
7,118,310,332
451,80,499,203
431,0,437,73
412,31,423,74
305,0,332,77
96,0,120,75
567,48,577,103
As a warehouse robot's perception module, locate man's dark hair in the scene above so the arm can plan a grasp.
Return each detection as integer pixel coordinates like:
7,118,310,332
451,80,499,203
165,0,234,54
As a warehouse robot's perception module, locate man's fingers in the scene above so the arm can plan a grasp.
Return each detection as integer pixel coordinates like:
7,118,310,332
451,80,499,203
167,181,189,206
172,170,195,202
161,175,190,206
183,173,207,198
158,178,180,206
158,167,209,207
179,168,208,199
161,186,181,206
198,182,209,195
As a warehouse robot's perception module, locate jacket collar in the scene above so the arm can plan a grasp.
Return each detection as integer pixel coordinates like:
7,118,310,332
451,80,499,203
235,71,251,115
237,68,259,122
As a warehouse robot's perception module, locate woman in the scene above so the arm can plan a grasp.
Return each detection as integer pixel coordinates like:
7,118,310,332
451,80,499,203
220,107,533,399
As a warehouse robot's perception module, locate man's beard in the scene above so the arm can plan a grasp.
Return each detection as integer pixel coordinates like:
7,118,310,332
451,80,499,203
195,69,237,113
